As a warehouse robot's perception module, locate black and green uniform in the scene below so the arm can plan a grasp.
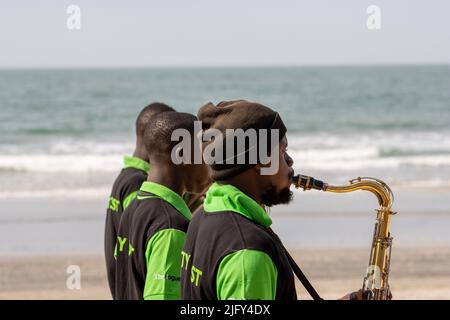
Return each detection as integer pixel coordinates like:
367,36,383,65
181,183,297,300
115,181,191,300
105,155,150,298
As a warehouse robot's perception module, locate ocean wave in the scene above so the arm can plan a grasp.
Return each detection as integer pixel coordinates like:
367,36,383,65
1,131,450,173
290,152,450,170
0,187,110,199
391,179,450,189
0,154,122,173
1,151,450,173
287,131,450,170
287,131,450,153
2,179,450,200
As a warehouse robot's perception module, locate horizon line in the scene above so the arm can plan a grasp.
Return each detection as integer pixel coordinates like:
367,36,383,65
1,62,450,71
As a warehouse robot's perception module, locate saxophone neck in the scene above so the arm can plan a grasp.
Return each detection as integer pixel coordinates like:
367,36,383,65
329,176,394,210
293,175,394,210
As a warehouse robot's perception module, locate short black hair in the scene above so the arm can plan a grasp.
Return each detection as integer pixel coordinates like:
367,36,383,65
144,111,197,156
136,102,175,138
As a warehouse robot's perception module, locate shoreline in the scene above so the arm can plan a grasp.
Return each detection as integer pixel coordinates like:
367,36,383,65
3,183,450,199
2,195,450,255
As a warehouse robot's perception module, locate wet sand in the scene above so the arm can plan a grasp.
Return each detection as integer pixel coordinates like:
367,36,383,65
1,247,449,300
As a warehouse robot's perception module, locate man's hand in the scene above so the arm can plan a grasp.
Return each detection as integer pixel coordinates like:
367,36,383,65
338,289,393,300
338,289,365,300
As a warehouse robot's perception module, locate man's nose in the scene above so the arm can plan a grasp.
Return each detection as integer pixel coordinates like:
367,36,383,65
285,152,293,167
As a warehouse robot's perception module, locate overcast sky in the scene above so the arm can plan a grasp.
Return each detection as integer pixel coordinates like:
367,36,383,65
1,0,449,68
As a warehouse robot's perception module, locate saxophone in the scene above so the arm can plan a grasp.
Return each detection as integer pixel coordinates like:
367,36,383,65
292,174,396,300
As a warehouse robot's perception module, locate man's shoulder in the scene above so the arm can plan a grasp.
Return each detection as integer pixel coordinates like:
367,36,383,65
190,209,276,251
111,168,147,196
128,195,190,231
195,208,266,229
120,167,148,187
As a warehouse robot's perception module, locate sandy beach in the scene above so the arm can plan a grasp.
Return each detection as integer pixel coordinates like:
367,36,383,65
1,247,449,300
1,194,450,300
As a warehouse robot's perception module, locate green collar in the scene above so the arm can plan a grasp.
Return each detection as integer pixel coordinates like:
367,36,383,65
139,181,192,221
123,155,150,173
203,182,272,228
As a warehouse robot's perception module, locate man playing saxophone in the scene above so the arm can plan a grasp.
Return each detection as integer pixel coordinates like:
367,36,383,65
180,100,369,300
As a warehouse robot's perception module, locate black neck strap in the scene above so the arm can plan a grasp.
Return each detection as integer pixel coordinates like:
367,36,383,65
268,228,323,300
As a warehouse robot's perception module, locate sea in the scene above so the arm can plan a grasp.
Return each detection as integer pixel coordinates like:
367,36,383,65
1,65,450,254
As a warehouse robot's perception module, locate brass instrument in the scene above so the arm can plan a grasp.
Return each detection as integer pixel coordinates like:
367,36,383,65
292,174,396,300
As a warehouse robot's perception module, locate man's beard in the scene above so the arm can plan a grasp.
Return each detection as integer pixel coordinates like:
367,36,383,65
261,185,293,207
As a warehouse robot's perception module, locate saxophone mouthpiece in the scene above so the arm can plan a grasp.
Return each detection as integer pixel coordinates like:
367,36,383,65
293,174,327,191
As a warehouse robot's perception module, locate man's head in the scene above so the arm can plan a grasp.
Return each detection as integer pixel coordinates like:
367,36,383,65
144,111,210,194
257,135,294,206
197,100,294,207
135,102,175,140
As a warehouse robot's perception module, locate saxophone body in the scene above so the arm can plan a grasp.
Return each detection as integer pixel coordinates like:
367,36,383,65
293,175,396,300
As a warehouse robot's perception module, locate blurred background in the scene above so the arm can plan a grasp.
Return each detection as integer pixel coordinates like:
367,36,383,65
0,0,449,299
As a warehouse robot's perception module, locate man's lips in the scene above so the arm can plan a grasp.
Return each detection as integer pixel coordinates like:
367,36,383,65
288,169,295,182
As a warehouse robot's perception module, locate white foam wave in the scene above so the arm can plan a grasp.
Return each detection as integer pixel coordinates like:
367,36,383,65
391,179,450,189
1,131,450,173
287,131,450,170
0,154,122,173
288,131,450,152
0,186,110,199
291,152,450,170
2,179,450,200
1,150,449,173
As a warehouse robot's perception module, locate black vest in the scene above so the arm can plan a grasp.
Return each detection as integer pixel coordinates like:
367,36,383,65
115,191,189,300
105,166,147,298
181,208,297,300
